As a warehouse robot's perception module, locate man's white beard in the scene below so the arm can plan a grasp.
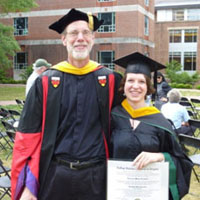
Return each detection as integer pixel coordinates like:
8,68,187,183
67,43,93,61
72,50,89,60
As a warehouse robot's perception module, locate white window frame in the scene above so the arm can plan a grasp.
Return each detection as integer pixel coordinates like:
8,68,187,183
187,8,200,21
14,17,28,36
169,30,182,43
98,51,115,70
184,52,196,71
184,29,197,43
144,0,149,6
144,16,149,36
169,52,181,64
14,52,28,69
98,12,115,33
172,9,184,21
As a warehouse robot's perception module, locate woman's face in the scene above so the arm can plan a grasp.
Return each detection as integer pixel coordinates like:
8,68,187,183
157,76,163,83
124,73,147,104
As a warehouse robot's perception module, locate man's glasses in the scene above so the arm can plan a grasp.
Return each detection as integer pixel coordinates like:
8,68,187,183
66,30,93,38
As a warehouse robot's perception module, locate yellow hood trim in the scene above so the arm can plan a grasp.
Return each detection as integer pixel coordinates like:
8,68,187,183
52,60,100,75
121,99,160,118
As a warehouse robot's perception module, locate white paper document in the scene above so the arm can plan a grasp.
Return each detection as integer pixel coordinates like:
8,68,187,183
107,160,169,200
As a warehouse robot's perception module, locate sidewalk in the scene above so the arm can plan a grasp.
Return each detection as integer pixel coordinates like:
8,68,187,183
0,100,17,106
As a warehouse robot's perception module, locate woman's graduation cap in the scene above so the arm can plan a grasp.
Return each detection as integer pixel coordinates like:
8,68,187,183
113,52,166,96
113,52,166,78
49,8,104,34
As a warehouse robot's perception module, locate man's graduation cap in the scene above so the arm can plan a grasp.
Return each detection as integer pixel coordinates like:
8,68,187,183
49,8,104,34
113,52,166,78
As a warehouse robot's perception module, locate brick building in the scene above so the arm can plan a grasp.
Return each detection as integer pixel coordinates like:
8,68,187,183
0,0,154,80
155,0,200,74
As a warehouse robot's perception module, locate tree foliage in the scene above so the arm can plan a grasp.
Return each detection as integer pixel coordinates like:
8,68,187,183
166,60,199,85
0,23,20,69
0,0,38,77
0,0,38,13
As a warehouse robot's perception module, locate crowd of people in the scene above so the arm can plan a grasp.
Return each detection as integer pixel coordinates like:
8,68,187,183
11,8,193,200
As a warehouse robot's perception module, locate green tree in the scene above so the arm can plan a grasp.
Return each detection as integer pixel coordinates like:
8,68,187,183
166,60,199,85
0,0,37,13
0,23,20,71
0,0,38,79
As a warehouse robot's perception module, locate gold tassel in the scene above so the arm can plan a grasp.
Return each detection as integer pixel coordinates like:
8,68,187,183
87,12,94,31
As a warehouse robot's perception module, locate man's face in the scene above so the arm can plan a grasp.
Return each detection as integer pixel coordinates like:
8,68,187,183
62,20,94,61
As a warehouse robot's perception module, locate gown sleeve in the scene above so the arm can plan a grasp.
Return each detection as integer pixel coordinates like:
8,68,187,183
159,130,193,199
11,76,44,200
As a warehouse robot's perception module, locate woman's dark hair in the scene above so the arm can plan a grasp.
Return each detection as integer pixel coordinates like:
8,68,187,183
118,74,155,99
157,71,166,82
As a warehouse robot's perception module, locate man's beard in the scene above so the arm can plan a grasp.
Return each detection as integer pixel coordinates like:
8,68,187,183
67,43,93,60
72,49,90,60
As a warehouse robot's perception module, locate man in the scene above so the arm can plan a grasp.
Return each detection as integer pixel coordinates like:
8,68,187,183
161,88,194,136
11,8,121,200
25,58,51,96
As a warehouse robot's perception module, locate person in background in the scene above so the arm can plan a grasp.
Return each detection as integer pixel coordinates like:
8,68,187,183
161,88,194,136
11,8,121,200
111,52,193,200
25,58,51,96
154,71,171,110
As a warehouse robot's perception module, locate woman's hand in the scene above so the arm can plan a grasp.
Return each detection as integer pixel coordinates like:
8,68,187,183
20,187,37,200
160,97,168,102
133,152,164,170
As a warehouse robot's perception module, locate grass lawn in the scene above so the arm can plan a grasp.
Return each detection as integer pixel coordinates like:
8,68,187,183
0,84,25,101
0,85,200,199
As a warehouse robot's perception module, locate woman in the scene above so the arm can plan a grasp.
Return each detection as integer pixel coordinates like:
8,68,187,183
155,71,171,110
111,52,193,200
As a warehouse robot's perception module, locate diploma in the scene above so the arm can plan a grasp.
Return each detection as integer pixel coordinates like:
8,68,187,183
107,160,169,200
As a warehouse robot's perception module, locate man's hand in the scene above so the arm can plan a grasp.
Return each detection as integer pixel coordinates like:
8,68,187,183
20,187,37,200
133,151,164,169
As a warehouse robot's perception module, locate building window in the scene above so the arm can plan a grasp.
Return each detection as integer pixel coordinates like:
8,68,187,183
14,52,28,69
184,29,197,43
169,30,181,43
98,12,115,32
184,52,196,71
98,51,115,70
144,0,149,6
144,16,149,36
187,9,200,21
14,17,28,36
169,52,181,63
172,9,184,21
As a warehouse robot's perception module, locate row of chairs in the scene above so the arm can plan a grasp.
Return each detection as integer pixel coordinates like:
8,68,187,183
0,107,17,157
178,134,200,183
168,116,200,183
0,104,23,199
15,99,25,110
0,159,11,199
0,100,24,199
180,97,200,119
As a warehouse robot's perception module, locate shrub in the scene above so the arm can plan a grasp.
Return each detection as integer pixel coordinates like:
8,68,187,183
166,60,199,85
170,83,192,89
19,65,33,80
0,68,6,82
1,78,26,84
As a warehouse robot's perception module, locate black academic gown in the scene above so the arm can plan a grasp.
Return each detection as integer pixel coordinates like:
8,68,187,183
11,61,121,200
111,102,193,200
